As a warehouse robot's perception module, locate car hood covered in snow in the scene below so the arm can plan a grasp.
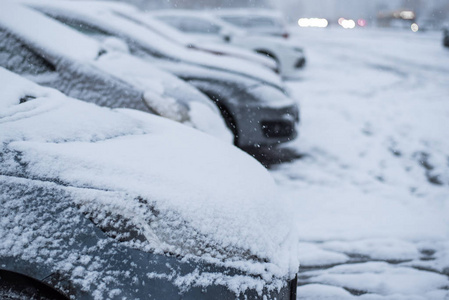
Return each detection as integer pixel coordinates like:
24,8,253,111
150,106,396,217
0,68,299,290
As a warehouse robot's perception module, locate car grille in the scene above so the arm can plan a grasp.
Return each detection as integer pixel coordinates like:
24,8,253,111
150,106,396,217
295,57,306,69
261,120,295,138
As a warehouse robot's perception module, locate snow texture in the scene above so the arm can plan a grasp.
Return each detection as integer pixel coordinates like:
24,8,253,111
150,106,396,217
272,27,449,299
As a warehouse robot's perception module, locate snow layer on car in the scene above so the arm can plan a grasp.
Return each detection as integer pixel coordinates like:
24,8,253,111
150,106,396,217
0,68,299,291
0,1,100,62
0,2,232,143
23,0,284,89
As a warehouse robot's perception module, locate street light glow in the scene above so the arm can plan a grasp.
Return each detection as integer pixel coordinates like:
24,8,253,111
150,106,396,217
298,18,328,28
340,19,356,29
357,19,367,27
400,11,415,20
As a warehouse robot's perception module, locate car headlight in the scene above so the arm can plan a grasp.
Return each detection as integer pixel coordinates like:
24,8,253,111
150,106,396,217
143,90,190,123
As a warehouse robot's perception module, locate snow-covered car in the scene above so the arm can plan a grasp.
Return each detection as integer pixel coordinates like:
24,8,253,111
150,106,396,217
24,0,300,149
215,9,290,39
152,10,307,78
99,2,278,72
0,2,232,143
0,67,299,299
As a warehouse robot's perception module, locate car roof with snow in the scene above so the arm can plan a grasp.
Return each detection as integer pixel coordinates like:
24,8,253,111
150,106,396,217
22,0,283,88
0,67,299,288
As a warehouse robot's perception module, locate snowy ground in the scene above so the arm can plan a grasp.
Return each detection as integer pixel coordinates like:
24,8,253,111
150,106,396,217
272,27,449,299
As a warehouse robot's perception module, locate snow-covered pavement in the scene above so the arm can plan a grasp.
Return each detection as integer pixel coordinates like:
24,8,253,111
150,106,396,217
272,27,449,299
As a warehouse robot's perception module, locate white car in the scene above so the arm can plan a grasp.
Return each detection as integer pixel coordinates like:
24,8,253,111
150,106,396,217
92,1,278,71
214,8,290,38
153,10,307,79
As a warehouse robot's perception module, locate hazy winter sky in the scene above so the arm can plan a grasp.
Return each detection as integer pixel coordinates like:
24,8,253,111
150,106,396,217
273,0,448,23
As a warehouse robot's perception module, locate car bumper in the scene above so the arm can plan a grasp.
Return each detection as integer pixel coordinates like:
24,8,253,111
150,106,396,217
233,102,300,148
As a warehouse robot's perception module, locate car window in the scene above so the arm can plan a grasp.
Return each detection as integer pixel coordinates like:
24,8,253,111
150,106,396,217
0,28,56,77
221,16,283,29
157,16,221,35
49,15,111,39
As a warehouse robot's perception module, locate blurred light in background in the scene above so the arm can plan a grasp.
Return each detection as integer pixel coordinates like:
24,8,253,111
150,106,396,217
298,18,328,28
400,11,415,20
357,19,367,27
411,23,419,32
339,18,356,29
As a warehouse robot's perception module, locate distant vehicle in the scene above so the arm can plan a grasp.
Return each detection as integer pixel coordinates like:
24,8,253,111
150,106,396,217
152,10,307,79
25,0,300,149
214,9,290,39
0,2,232,142
101,2,279,72
444,28,449,48
377,10,416,29
0,67,299,299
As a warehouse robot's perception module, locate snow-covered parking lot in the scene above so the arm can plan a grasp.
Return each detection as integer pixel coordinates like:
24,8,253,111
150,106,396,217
273,27,449,299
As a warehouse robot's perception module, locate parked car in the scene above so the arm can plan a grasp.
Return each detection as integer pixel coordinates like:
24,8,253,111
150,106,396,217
25,0,300,149
0,67,299,299
444,28,449,48
0,2,232,143
215,9,290,39
152,10,307,78
100,1,278,72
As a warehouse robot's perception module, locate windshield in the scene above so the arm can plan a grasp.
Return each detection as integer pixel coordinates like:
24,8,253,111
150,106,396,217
157,16,222,35
221,16,284,29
